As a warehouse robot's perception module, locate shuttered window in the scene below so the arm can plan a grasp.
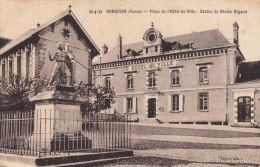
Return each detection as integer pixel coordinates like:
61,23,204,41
123,97,137,114
168,94,184,112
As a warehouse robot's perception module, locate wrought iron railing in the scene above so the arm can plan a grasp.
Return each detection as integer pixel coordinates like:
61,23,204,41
0,110,131,157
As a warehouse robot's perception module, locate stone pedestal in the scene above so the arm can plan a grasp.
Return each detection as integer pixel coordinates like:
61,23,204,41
29,86,91,153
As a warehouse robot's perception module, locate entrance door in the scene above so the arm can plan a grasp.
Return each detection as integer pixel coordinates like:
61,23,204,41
237,97,251,122
148,98,156,118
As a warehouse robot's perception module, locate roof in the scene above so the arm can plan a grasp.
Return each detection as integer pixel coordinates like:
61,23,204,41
0,7,100,56
235,61,260,83
0,37,11,49
93,29,233,64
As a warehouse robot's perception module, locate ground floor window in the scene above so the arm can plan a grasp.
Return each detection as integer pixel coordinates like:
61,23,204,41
168,94,183,112
105,99,111,108
127,98,133,113
123,97,137,113
172,95,179,111
237,96,251,122
199,93,208,111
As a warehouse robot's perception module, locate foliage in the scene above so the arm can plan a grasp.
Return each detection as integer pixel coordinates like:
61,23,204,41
0,75,45,111
76,82,116,114
0,75,116,113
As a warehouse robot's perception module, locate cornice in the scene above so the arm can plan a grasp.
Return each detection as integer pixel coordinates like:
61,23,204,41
93,46,232,70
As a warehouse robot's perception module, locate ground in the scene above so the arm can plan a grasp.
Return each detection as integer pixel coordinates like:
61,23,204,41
98,123,260,166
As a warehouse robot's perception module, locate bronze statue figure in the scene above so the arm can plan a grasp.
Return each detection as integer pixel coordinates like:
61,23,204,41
48,43,74,86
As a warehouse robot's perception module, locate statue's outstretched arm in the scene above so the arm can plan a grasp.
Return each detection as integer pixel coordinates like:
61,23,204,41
67,52,74,60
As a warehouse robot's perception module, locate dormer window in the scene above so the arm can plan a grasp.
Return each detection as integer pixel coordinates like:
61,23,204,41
126,49,138,57
143,23,162,54
147,33,156,43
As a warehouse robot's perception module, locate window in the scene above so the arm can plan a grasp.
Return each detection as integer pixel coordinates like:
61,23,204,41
26,50,30,77
148,33,156,42
168,94,183,112
17,56,21,76
105,77,111,90
9,58,13,78
51,23,55,32
148,71,156,88
155,46,158,52
199,67,208,84
199,93,208,111
172,95,179,111
105,99,111,108
77,32,82,40
123,97,137,114
146,48,148,54
1,61,5,80
127,98,133,113
127,75,134,89
171,70,180,86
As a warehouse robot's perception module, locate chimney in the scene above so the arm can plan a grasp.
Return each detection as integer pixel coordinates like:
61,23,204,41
37,23,40,27
118,34,122,58
102,44,108,56
233,21,239,46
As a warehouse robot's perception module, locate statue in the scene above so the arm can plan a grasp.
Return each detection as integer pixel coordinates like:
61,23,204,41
48,43,74,86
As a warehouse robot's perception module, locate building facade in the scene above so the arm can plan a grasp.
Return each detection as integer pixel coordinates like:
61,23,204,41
93,22,260,127
0,6,99,86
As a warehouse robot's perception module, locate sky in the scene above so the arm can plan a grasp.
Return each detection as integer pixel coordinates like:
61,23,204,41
0,0,260,61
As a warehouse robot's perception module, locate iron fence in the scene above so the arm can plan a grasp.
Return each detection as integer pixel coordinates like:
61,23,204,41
0,110,131,157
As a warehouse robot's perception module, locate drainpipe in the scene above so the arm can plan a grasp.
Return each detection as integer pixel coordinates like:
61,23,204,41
225,48,229,125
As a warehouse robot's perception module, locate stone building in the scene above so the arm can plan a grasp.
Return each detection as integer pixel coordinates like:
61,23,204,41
0,6,99,85
93,22,260,127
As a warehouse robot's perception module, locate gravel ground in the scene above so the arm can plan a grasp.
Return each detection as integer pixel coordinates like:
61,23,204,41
132,139,260,150
98,125,260,166
96,156,191,167
134,149,260,165
97,156,259,167
131,124,260,138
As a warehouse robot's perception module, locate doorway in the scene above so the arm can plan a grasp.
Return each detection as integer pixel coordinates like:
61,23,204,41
237,96,251,122
148,98,156,118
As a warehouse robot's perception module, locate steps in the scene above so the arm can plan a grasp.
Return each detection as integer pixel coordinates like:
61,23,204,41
47,155,138,167
0,150,134,167
141,118,164,124
231,122,258,128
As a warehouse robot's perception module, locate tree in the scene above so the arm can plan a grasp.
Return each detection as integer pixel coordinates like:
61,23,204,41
0,75,116,113
76,83,116,115
0,75,45,111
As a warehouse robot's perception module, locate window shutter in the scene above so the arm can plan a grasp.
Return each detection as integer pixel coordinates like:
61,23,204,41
133,97,137,113
168,95,172,112
123,98,127,114
179,94,184,112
